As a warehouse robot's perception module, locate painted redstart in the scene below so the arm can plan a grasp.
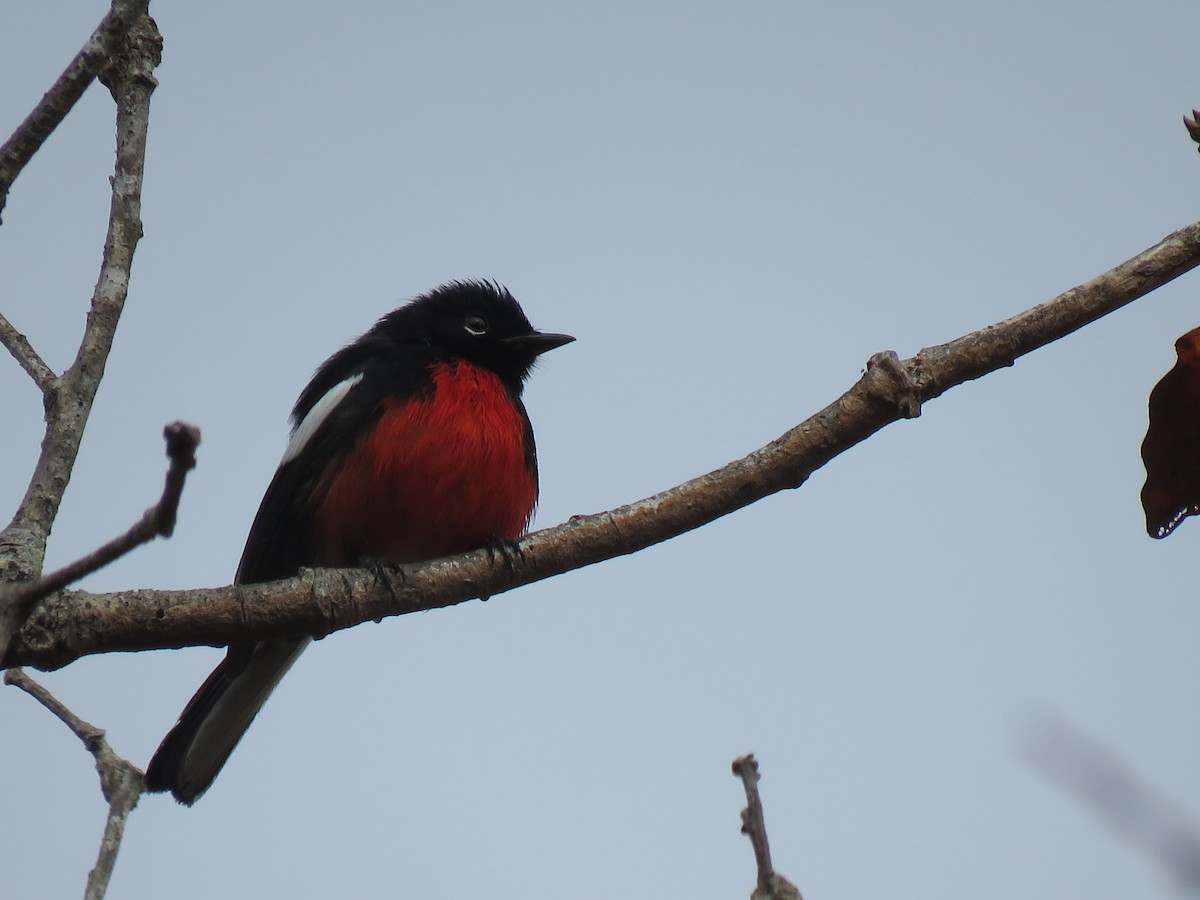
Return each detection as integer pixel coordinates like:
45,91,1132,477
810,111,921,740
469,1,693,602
145,281,573,804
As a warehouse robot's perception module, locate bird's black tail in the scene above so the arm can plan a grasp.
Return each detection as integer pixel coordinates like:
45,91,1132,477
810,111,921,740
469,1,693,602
145,636,310,804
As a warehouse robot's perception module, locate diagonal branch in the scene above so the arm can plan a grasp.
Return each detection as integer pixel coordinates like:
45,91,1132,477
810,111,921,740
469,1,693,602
6,216,1200,669
0,0,150,224
4,667,143,900
0,14,161,588
0,422,198,662
0,311,57,394
0,422,198,661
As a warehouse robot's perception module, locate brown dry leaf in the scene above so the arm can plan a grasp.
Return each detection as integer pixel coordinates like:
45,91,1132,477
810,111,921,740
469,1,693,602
1141,326,1200,537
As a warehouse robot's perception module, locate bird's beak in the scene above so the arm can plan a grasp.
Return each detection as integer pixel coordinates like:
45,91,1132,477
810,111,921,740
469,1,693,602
503,331,576,356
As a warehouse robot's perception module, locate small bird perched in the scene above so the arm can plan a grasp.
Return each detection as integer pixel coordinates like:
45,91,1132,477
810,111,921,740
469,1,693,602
145,281,573,804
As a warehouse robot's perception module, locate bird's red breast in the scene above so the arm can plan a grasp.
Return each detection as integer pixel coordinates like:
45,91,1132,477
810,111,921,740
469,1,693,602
309,359,537,565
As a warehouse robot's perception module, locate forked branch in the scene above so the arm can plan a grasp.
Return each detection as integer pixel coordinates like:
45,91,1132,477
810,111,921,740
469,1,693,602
0,422,199,660
4,668,144,900
0,0,150,222
0,13,161,591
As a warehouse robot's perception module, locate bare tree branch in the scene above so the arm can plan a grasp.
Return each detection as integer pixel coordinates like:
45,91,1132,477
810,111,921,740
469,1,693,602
733,754,802,900
4,668,143,900
0,311,56,394
28,420,200,596
0,422,198,661
0,0,150,223
0,14,161,590
1025,712,1200,893
0,14,164,898
6,215,1200,670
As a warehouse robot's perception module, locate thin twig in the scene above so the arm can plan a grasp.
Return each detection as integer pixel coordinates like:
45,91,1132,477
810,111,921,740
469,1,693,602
4,668,143,900
732,755,801,900
0,311,56,394
19,422,198,600
0,0,150,223
0,421,198,660
733,755,776,890
0,13,161,590
7,216,1200,668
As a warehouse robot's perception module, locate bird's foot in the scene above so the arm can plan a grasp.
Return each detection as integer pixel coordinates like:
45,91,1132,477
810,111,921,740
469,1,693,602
483,535,524,574
366,559,407,616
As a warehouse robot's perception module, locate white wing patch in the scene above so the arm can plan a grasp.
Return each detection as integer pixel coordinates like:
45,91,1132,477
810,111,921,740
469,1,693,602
280,373,363,464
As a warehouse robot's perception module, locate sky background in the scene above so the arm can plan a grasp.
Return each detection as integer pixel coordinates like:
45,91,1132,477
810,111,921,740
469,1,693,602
3,1,1200,898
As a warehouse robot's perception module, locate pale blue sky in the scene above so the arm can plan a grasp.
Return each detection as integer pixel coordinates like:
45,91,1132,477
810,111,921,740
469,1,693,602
4,2,1200,898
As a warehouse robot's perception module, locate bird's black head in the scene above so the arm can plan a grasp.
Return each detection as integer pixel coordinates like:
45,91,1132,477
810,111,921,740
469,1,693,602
375,281,573,387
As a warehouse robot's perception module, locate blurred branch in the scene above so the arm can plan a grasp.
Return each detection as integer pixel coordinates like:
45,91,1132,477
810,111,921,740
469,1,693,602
0,311,56,394
0,422,199,660
4,668,144,900
0,0,150,223
0,14,160,590
7,216,1200,669
1025,712,1200,893
732,754,802,900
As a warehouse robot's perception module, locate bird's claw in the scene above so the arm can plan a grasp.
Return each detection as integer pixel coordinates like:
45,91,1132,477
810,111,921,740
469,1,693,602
367,559,407,610
484,535,524,574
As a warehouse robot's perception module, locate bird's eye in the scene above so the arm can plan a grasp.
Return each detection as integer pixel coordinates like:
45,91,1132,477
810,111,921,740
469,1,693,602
464,315,488,336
